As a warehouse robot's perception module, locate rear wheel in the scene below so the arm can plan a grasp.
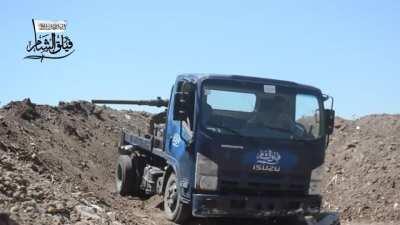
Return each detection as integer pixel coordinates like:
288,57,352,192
163,173,191,224
116,154,140,196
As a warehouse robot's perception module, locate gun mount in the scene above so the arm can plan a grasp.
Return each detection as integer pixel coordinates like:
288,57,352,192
91,97,169,108
92,97,168,136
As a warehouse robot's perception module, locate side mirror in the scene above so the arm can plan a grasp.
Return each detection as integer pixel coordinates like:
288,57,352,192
324,109,335,135
173,92,188,121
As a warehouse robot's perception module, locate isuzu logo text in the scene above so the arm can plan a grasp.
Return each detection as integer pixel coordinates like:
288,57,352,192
253,149,281,172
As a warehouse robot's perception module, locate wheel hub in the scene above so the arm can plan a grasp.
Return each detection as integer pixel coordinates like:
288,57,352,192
166,182,177,210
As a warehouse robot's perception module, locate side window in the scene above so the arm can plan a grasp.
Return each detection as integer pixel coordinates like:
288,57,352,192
295,94,320,138
165,84,174,134
177,81,195,131
167,85,174,117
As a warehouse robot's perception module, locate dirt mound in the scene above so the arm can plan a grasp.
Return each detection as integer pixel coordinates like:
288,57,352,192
323,115,400,223
0,99,153,225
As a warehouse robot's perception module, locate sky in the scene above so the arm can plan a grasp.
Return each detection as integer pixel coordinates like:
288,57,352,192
1,0,399,118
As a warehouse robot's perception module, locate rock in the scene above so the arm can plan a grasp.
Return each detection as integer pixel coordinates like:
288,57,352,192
63,122,79,137
346,140,359,149
89,204,104,214
46,205,57,214
74,221,93,225
93,108,104,121
10,205,19,213
12,191,22,199
106,212,116,221
19,99,40,121
74,205,100,220
51,215,63,225
65,199,79,209
24,206,35,213
46,201,67,214
69,211,80,222
21,200,37,209
108,114,117,120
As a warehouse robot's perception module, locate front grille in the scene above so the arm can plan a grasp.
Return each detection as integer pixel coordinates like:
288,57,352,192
219,179,307,196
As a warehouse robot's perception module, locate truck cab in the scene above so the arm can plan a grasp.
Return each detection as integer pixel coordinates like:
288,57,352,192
107,74,336,224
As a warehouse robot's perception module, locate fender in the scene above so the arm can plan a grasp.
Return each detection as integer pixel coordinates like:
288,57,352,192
161,156,191,204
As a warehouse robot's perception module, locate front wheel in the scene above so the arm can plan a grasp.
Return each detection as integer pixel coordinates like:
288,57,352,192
273,216,308,225
163,173,191,224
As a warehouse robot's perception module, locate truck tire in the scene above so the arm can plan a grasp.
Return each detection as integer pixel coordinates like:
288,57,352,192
275,216,308,225
163,173,191,224
314,213,341,225
116,155,140,196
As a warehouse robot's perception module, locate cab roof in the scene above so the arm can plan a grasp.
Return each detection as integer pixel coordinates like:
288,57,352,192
177,73,322,93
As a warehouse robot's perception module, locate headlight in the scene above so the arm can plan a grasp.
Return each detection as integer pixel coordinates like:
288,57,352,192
195,153,218,191
309,164,324,195
198,175,218,191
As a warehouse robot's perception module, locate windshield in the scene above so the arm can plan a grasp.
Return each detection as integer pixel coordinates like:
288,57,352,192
200,82,324,140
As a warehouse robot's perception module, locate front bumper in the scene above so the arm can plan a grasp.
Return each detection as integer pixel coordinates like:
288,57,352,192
192,193,321,218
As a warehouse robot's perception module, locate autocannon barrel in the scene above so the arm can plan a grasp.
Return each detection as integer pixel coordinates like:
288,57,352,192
91,98,169,107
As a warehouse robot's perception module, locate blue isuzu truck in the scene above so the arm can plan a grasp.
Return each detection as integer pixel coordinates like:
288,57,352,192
93,74,339,225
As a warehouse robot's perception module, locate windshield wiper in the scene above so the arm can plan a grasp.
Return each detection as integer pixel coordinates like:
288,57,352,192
259,126,306,141
267,126,316,141
262,125,293,134
207,123,245,137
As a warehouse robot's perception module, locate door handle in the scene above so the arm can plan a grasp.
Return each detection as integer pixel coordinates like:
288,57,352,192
168,136,173,149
